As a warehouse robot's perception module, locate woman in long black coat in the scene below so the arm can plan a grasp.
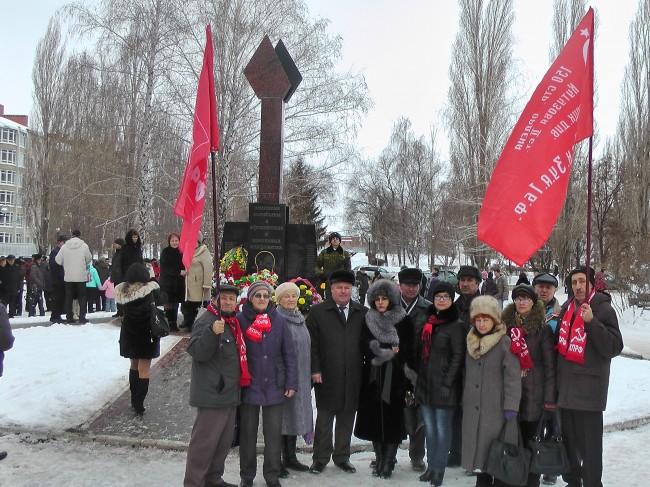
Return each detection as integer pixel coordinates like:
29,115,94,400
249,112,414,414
121,228,144,278
115,263,163,415
159,233,184,331
354,279,414,479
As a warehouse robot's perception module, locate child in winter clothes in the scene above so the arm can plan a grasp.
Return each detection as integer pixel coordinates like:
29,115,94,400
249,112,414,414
86,262,103,314
461,295,521,487
100,277,117,313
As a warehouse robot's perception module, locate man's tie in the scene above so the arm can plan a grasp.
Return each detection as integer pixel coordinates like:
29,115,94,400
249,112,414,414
338,305,347,322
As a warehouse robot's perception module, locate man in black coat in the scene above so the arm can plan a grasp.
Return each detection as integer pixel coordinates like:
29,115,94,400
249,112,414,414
398,267,431,472
556,267,623,487
307,270,367,474
3,256,24,318
48,235,68,323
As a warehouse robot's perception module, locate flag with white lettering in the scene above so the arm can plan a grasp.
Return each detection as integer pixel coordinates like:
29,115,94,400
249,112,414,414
477,8,594,265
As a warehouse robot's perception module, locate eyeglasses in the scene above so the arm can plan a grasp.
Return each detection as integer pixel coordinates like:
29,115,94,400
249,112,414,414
434,295,451,301
514,296,532,302
253,293,270,300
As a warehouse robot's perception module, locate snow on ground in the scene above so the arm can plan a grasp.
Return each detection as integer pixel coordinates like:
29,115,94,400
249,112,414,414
0,323,180,430
2,424,649,487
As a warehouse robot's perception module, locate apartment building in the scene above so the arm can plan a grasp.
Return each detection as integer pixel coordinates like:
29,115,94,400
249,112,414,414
0,104,36,257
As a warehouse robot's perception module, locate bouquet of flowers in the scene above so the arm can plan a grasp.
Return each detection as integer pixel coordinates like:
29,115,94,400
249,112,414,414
220,246,248,282
290,277,323,314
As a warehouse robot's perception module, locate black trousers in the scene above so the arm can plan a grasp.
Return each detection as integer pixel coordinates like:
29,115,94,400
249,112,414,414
405,406,426,463
181,301,201,330
561,408,603,487
64,282,87,321
4,292,19,317
99,290,107,311
49,282,65,321
448,406,463,465
239,403,283,484
312,408,356,465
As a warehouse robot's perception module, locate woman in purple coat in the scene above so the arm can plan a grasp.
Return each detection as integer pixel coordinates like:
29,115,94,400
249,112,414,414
237,281,298,487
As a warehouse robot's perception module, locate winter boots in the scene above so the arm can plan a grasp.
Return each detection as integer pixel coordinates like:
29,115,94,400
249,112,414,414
129,371,149,416
129,369,138,410
165,308,178,332
376,443,399,478
372,442,383,477
430,471,445,486
281,435,309,476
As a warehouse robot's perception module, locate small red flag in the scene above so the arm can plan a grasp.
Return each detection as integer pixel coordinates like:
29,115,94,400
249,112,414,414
174,25,220,271
478,8,594,265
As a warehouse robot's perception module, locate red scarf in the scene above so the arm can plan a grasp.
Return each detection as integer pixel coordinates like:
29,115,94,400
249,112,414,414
207,304,251,387
244,312,272,343
510,327,533,371
421,315,446,362
557,289,596,365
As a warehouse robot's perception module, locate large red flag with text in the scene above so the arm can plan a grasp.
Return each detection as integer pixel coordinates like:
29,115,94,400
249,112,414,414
174,25,220,271
477,8,594,265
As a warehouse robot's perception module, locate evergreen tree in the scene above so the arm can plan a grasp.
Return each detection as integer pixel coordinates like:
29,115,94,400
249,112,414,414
284,158,327,245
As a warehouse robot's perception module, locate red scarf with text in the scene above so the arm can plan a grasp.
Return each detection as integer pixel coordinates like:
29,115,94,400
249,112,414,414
510,327,533,371
245,312,272,343
421,315,446,362
557,289,596,365
207,304,251,387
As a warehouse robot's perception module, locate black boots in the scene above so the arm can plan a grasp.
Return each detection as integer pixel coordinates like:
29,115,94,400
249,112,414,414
420,467,433,481
372,442,383,476
132,377,149,415
129,369,138,410
165,308,178,332
377,443,399,478
475,472,493,487
281,435,309,475
430,471,444,486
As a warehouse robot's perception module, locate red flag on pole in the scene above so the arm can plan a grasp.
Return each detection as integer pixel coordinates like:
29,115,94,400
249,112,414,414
477,8,594,266
174,25,220,271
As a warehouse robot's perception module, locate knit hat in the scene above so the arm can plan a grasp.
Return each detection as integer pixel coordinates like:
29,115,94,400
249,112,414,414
470,295,502,325
329,269,355,285
248,281,274,299
568,266,596,286
511,284,538,302
275,282,300,303
398,267,423,285
431,281,456,301
532,272,559,288
458,265,482,281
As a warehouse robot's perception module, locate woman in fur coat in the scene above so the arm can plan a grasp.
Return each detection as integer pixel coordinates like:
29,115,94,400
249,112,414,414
354,279,414,479
115,263,163,415
159,233,185,331
462,296,521,487
502,284,556,487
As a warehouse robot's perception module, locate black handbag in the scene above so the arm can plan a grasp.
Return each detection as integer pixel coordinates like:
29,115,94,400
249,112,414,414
150,300,170,338
529,410,571,475
486,419,532,486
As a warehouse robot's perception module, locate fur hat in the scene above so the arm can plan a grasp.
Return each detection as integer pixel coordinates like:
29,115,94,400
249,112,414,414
248,281,273,299
398,267,423,285
431,281,456,301
367,279,401,309
532,272,558,288
470,295,502,325
329,269,355,285
511,284,538,302
275,282,300,303
458,265,482,281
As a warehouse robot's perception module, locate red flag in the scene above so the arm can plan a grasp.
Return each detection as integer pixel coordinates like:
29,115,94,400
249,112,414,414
174,25,220,271
477,8,594,265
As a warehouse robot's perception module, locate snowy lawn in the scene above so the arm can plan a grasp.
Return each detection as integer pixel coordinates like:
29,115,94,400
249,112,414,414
2,425,649,486
0,323,180,430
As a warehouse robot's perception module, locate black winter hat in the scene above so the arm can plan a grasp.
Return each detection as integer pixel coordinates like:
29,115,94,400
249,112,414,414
328,232,342,242
568,266,596,286
398,267,423,285
431,281,456,301
457,265,481,281
329,269,355,285
532,272,559,287
214,284,240,297
511,284,538,302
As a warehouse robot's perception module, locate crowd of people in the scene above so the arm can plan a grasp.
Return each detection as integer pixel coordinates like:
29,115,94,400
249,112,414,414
0,229,623,487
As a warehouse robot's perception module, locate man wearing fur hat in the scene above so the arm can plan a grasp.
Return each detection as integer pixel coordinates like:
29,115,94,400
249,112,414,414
307,269,366,474
556,267,623,487
184,285,248,487
397,267,431,472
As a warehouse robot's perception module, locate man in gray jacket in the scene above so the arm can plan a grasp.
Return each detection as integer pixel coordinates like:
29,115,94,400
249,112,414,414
184,284,245,487
493,267,508,309
55,229,92,324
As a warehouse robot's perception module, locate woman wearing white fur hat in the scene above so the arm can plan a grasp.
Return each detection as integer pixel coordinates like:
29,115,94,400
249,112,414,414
461,295,522,487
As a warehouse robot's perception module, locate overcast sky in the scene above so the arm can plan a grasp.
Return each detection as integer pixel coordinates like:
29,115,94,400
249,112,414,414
0,0,639,162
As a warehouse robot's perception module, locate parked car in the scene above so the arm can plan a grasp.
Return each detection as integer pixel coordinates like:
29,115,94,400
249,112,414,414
353,265,397,281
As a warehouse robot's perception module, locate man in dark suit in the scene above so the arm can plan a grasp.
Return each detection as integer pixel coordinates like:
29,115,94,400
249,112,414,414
307,270,367,474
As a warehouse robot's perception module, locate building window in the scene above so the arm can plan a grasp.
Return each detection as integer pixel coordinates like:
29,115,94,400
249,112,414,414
0,191,15,205
0,170,15,185
15,213,23,226
0,233,10,243
0,128,16,145
15,233,22,243
0,149,16,165
0,212,12,226
19,132,26,148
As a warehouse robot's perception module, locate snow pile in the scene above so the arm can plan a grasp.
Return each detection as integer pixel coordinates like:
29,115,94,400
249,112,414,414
0,323,180,430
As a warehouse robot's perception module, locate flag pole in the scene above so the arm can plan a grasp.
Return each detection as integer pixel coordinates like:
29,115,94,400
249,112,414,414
211,150,221,295
585,136,593,296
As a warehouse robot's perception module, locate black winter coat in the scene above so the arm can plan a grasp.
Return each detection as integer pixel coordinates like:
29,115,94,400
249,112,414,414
455,292,481,333
502,300,556,421
354,310,414,443
115,281,162,359
2,264,23,294
159,246,185,304
110,250,124,285
415,305,465,408
48,248,65,283
555,292,623,411
307,299,366,412
482,278,498,297
120,243,143,277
